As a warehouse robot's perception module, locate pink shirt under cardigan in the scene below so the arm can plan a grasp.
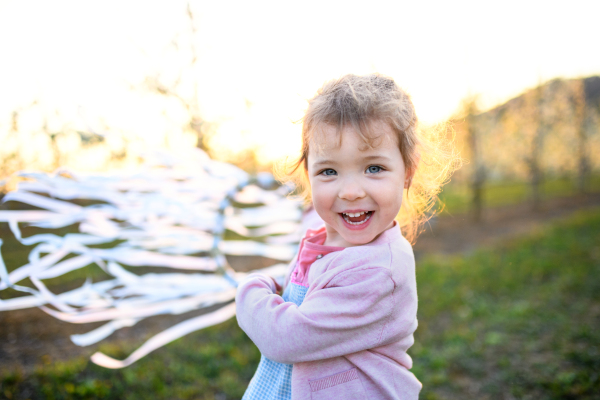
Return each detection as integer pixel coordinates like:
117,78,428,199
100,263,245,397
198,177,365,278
236,224,422,400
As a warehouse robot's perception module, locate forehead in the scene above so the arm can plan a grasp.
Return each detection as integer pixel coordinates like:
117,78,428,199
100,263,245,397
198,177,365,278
309,121,398,155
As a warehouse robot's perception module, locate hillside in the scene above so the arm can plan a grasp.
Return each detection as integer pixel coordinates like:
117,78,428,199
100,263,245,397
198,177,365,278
450,75,600,186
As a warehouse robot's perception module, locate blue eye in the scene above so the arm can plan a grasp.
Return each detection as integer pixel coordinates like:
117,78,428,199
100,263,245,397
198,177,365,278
366,165,383,174
321,169,337,176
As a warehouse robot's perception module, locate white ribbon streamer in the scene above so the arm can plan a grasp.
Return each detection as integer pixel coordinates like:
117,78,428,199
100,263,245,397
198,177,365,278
71,318,140,347
90,302,237,369
0,150,304,368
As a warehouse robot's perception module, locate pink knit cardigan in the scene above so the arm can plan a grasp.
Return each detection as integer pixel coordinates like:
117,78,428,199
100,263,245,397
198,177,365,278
235,224,422,399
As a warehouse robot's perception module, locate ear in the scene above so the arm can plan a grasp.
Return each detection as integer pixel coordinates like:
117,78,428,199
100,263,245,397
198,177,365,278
404,154,420,189
404,169,414,189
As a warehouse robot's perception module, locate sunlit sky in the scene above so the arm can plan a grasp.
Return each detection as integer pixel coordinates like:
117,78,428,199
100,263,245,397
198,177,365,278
1,0,599,166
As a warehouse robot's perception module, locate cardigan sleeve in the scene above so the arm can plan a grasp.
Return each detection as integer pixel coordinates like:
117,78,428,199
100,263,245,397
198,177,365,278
235,265,398,364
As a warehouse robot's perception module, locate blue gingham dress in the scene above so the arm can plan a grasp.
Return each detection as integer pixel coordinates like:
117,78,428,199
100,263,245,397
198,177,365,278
242,282,308,400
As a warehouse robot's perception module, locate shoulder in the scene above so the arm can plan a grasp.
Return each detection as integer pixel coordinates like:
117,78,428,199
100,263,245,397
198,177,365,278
320,246,393,290
331,226,414,270
305,225,415,289
326,231,414,286
333,243,392,268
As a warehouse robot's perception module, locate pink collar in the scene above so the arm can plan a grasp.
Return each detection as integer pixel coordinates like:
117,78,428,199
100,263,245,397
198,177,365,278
291,227,344,287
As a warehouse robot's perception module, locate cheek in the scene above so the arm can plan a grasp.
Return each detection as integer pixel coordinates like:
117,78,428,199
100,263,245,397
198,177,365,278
311,186,329,208
310,183,336,216
378,184,404,214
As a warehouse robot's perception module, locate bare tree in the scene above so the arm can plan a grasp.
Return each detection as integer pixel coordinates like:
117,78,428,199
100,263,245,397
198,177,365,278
521,80,552,211
0,101,37,179
143,2,209,151
452,76,600,217
0,102,109,183
530,84,544,210
572,79,590,194
459,96,485,221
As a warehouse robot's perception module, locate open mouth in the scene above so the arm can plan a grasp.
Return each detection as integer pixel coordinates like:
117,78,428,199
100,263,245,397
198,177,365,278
341,211,373,225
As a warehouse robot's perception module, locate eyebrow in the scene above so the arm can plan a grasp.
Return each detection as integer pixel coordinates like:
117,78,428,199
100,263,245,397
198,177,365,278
362,155,392,162
312,159,336,167
312,155,392,167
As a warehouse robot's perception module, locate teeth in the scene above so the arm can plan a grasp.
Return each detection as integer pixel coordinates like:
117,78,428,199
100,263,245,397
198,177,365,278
342,211,372,225
343,211,365,218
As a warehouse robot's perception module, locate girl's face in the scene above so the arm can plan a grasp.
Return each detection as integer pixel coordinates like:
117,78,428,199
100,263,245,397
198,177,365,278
307,121,410,247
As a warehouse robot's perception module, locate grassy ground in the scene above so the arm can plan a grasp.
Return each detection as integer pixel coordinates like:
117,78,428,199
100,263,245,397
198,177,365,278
439,175,600,215
0,317,259,400
412,208,600,399
1,208,599,399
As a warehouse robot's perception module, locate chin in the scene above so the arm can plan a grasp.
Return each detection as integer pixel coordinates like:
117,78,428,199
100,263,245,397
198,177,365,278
342,233,378,246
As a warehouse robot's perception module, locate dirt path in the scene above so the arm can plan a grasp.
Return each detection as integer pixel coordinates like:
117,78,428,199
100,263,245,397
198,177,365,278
413,192,600,258
1,193,599,373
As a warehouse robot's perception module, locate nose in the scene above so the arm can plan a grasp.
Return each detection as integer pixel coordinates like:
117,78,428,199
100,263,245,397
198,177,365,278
337,178,366,201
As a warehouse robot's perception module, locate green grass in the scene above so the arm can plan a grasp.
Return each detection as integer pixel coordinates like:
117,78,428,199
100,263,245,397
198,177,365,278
1,208,600,399
439,175,600,215
0,318,260,400
412,208,600,399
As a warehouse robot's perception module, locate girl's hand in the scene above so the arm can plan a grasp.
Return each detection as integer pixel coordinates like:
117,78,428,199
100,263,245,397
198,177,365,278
270,276,282,295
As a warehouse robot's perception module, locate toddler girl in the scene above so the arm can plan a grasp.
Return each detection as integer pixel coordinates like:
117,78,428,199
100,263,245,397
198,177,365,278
236,73,456,400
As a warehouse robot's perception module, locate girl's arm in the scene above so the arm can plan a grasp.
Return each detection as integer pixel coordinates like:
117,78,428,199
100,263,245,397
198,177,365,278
235,265,416,365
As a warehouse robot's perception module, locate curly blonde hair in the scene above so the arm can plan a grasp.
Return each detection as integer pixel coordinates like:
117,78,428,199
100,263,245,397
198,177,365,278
277,73,460,243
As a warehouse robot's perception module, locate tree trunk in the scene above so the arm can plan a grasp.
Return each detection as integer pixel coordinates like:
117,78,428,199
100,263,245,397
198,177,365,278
530,84,545,212
576,114,590,194
575,80,589,194
468,109,485,222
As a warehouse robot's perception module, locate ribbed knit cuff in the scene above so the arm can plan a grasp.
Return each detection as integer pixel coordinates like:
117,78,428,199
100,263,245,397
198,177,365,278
309,368,359,392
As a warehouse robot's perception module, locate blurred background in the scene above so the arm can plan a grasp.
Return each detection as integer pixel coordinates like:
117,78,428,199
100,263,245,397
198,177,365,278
2,1,599,191
1,1,599,399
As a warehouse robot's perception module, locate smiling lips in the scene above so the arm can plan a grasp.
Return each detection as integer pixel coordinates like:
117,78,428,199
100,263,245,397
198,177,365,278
341,211,373,225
